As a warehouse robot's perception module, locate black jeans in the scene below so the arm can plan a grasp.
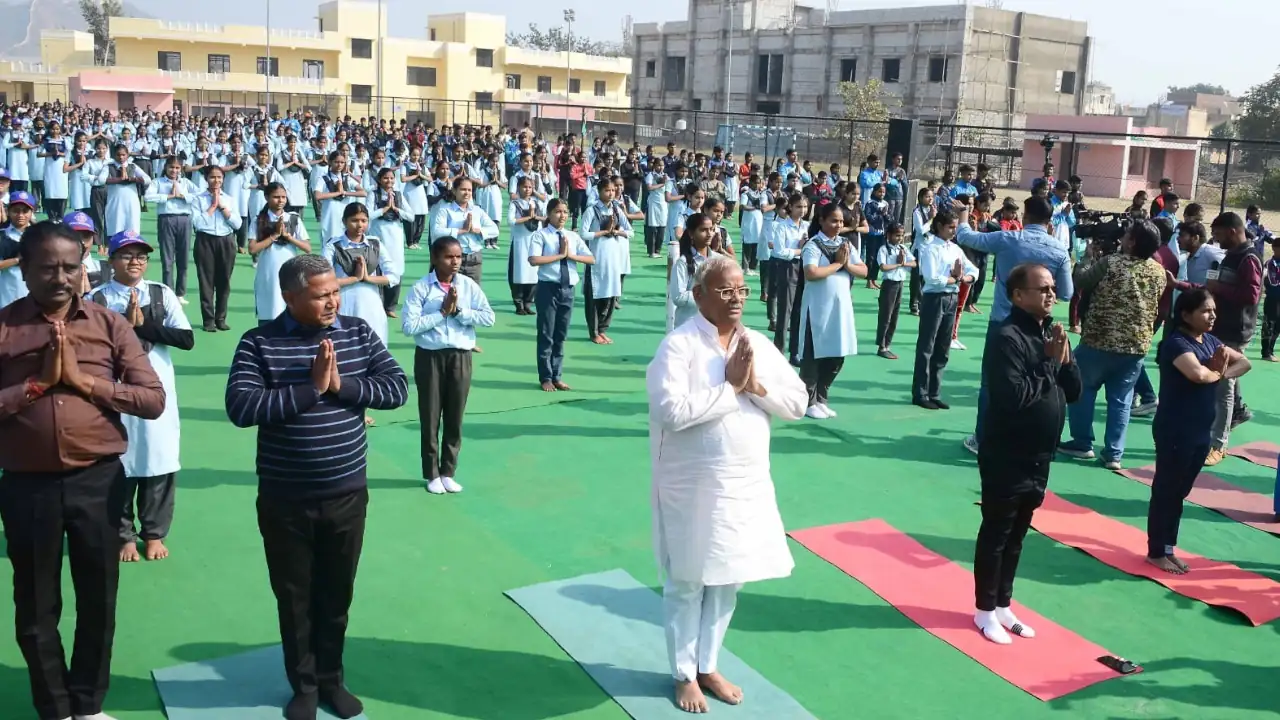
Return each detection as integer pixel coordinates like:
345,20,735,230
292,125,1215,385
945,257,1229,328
257,487,368,696
0,457,125,719
1260,294,1280,358
800,321,843,406
536,281,574,382
876,279,902,349
1146,435,1212,558
974,455,1048,611
415,347,473,479
194,232,237,326
913,292,958,402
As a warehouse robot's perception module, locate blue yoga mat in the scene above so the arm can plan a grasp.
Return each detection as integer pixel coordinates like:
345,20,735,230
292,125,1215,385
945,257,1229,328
152,645,369,719
505,568,816,719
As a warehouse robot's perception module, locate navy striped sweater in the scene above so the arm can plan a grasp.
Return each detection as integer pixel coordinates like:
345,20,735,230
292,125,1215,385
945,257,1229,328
225,314,408,499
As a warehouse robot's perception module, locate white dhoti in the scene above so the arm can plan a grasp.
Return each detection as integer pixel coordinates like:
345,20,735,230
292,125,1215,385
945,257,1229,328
646,314,809,684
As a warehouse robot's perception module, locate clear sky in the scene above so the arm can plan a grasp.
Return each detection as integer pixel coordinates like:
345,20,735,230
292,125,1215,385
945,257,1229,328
127,0,1276,106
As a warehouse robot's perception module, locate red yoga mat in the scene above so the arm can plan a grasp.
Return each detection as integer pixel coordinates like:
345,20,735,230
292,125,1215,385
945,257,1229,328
1114,465,1280,535
1225,441,1280,470
1031,492,1280,626
789,519,1132,701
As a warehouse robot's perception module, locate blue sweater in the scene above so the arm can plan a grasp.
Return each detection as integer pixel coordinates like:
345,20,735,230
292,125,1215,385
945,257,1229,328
225,313,408,499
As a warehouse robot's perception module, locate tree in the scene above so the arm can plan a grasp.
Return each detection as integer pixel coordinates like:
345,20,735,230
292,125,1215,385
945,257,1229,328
1237,68,1280,170
78,0,123,66
505,23,624,57
832,79,897,158
1167,83,1229,97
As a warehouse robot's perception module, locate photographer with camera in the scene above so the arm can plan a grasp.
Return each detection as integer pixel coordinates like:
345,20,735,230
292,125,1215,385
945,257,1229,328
1057,220,1167,470
952,196,1074,455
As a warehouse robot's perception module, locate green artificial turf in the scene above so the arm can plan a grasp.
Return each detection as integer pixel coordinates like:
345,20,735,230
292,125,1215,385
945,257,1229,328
1,210,1279,719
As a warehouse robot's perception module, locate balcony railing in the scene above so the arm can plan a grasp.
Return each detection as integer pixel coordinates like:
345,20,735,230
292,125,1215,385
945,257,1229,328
271,28,325,41
5,61,61,75
160,70,324,89
158,21,225,34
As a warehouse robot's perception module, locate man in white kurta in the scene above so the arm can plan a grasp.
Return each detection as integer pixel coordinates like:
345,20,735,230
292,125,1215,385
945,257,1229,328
646,254,808,714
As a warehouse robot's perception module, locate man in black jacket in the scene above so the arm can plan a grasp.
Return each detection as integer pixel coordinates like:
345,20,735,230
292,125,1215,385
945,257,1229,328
973,262,1082,645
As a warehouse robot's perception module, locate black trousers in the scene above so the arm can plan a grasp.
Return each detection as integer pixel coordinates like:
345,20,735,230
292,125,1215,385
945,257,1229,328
536,281,574,382
771,259,801,353
257,487,367,696
1260,294,1280,358
89,186,108,248
742,243,758,271
1146,435,1212,558
10,179,28,193
119,472,176,543
0,457,125,719
43,197,66,221
415,347,473,479
194,232,237,326
507,249,535,312
235,216,250,250
582,269,615,339
800,321,844,406
569,189,588,228
909,265,922,311
758,252,773,301
382,283,401,314
402,215,426,247
876,279,903,349
913,292,958,402
157,214,192,298
864,234,885,282
974,455,1048,611
460,252,483,285
966,251,989,308
644,226,663,256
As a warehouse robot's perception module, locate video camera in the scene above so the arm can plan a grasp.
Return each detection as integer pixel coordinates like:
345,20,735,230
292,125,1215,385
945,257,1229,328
1075,210,1130,256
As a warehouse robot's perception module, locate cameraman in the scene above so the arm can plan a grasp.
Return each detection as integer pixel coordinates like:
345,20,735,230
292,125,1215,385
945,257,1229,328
1057,220,1167,470
953,196,1074,456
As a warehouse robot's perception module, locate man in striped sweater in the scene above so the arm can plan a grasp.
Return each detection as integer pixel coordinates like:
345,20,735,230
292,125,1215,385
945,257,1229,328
224,253,408,720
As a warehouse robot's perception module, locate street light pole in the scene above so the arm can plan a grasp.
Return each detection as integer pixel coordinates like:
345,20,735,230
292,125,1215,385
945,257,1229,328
564,8,575,136
376,0,384,118
265,0,272,116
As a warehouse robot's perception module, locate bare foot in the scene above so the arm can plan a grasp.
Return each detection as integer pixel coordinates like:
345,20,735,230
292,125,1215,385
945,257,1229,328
1169,555,1191,573
552,381,572,391
144,539,169,561
473,346,484,354
602,334,614,344
1146,556,1187,575
674,680,709,714
592,335,607,344
385,310,398,318
698,672,744,705
364,415,376,426
540,381,556,392
120,542,141,563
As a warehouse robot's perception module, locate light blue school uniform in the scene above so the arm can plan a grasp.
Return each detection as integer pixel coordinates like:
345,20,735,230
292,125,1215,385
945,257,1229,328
770,217,806,261
739,189,767,247
221,152,250,218
143,176,197,214
800,234,861,359
246,161,283,220
664,179,686,244
6,131,30,181
322,234,397,345
580,199,631,300
529,226,591,285
0,225,28,308
667,249,709,331
97,160,150,236
470,162,504,223
399,162,430,217
28,139,43,183
67,146,92,210
508,196,546,286
319,172,362,241
249,211,309,321
275,149,311,208
368,189,407,287
41,137,71,201
429,202,498,255
400,271,495,351
186,149,217,193
877,242,914,282
89,279,190,477
644,172,668,228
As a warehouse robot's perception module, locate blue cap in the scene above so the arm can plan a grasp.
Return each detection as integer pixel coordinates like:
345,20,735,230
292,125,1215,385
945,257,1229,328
0,168,10,180
7,191,35,209
107,230,154,256
63,211,95,232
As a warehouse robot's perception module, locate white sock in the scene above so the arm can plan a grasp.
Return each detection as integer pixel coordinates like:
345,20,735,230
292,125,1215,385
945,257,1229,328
995,606,1035,638
974,610,1012,645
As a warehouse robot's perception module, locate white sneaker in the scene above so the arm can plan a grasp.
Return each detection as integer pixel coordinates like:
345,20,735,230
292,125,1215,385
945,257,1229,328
1132,401,1158,417
962,435,979,456
441,476,464,493
177,296,189,305
426,478,446,495
950,339,966,350
805,405,829,419
819,404,838,418
75,714,119,720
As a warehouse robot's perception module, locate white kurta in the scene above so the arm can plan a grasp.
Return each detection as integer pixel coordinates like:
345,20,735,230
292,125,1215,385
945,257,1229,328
647,315,807,586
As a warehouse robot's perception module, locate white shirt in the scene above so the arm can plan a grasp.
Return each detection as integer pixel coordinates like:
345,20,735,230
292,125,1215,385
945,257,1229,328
528,226,592,286
918,233,978,295
646,315,807,585
400,271,496,350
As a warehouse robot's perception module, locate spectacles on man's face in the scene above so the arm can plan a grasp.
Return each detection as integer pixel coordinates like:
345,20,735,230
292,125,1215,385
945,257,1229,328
714,286,751,301
1021,284,1056,296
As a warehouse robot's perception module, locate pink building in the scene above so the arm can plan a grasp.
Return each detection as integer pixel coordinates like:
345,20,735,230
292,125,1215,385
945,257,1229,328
1019,114,1201,200
68,73,175,114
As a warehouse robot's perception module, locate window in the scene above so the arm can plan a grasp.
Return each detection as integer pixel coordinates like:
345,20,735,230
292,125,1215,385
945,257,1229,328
663,56,686,92
157,51,182,71
505,73,521,90
928,56,948,83
594,80,607,97
118,92,136,110
351,38,373,59
476,49,494,68
756,54,784,95
537,76,552,93
475,91,494,110
569,78,581,94
256,57,280,77
755,100,781,115
407,66,437,87
645,60,656,78
881,58,900,83
351,84,372,104
1127,147,1147,176
692,98,702,111
303,59,325,80
207,54,230,73
839,58,857,82
1059,70,1077,95
429,28,436,41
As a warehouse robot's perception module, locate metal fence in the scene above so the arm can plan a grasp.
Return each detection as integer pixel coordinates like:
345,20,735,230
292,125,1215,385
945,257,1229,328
915,122,1280,214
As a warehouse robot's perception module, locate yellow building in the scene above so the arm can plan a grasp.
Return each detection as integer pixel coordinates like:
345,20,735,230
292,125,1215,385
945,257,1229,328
0,0,631,128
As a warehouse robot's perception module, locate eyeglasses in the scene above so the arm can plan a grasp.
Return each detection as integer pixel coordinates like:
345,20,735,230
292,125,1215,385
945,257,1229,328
714,287,751,301
1020,284,1056,295
115,254,150,264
